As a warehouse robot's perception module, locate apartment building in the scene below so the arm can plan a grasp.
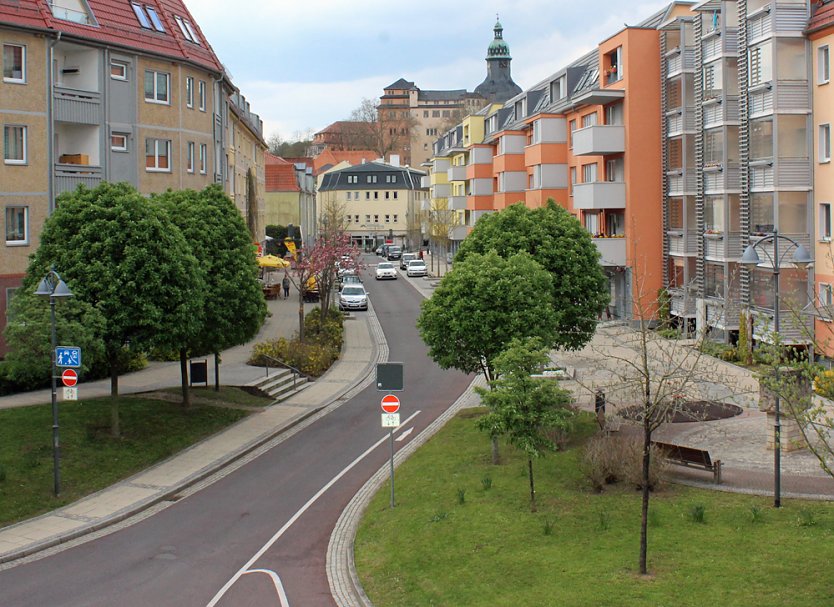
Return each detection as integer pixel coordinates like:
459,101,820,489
1,1,266,355
662,0,814,346
809,0,834,358
264,153,316,242
317,161,428,251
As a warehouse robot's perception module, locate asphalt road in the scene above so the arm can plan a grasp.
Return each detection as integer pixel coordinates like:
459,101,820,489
0,259,471,607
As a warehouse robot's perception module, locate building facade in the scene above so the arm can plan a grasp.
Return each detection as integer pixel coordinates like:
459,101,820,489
1,1,266,355
317,161,428,251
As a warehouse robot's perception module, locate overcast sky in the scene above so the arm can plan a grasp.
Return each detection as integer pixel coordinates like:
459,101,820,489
185,1,672,142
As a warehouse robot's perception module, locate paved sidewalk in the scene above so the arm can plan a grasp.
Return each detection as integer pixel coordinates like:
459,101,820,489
0,294,381,564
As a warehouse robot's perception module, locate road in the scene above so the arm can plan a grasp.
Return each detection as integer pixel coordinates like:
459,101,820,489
0,258,471,606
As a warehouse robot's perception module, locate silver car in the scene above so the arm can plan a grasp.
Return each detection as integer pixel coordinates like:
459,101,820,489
406,259,427,277
375,261,398,280
339,285,369,311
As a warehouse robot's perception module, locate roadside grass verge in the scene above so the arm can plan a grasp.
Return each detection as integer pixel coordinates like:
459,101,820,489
355,408,834,607
0,397,248,528
157,386,274,407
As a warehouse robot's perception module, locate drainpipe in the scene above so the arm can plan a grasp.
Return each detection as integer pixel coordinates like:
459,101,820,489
48,32,61,213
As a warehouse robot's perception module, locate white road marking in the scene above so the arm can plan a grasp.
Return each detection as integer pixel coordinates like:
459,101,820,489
206,410,421,606
242,569,289,606
395,427,414,442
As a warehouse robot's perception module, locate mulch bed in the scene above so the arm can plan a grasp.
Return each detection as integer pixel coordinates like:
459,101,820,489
618,400,743,424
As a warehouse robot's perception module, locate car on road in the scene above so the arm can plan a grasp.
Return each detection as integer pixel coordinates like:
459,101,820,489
340,274,362,290
386,246,402,261
399,252,417,270
339,284,369,311
375,261,397,280
406,259,427,277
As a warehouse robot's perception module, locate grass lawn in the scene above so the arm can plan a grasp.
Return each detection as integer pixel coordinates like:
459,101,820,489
355,409,834,607
158,386,274,407
0,396,248,528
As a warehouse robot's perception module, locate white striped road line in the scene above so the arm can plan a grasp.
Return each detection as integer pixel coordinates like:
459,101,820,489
206,410,421,606
395,427,414,442
242,569,289,606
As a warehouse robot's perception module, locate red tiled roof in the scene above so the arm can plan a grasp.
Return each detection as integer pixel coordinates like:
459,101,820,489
0,0,223,74
265,163,299,192
265,152,291,165
808,1,834,35
312,149,378,175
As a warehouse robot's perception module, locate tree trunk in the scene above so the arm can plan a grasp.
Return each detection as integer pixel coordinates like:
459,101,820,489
109,363,120,438
179,348,191,408
491,436,500,465
528,457,537,513
214,351,220,392
298,292,306,342
639,419,652,575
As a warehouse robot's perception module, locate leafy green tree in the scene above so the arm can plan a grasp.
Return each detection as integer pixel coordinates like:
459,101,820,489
455,200,608,350
418,251,559,383
476,337,574,512
28,182,203,435
153,185,266,404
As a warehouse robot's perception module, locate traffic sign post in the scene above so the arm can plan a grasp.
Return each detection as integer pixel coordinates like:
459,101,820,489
61,368,78,387
376,362,403,391
63,387,78,401
380,394,402,508
381,394,400,414
55,346,81,368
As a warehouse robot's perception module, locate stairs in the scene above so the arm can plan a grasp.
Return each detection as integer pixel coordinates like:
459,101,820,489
245,367,310,403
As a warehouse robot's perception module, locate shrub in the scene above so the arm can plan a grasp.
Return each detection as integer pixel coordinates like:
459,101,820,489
688,504,706,524
580,433,668,492
656,327,680,340
249,337,339,378
305,307,344,350
814,369,834,399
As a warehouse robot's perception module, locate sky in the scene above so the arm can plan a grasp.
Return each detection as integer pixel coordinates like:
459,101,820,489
185,0,673,143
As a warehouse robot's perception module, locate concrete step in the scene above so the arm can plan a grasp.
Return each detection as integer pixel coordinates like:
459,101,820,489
246,367,310,403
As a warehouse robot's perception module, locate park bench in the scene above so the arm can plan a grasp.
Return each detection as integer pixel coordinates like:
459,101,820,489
652,441,722,484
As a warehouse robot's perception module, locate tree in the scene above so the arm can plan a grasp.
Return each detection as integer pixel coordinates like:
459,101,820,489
153,185,266,404
455,200,608,351
343,98,416,161
423,202,461,275
27,182,202,435
475,337,574,512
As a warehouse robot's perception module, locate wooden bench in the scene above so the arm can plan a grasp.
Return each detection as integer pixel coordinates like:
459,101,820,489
652,441,722,484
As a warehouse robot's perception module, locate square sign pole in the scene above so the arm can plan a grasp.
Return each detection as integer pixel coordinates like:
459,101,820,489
376,362,404,391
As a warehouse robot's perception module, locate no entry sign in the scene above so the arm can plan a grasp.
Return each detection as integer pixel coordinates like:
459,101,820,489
381,394,400,414
61,368,78,387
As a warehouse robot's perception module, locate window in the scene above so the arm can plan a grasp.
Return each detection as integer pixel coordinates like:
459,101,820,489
366,175,377,183
821,202,832,241
570,166,577,189
820,283,834,314
820,124,831,163
365,192,370,200
385,191,390,199
3,44,25,83
199,143,207,174
532,120,542,144
393,192,398,199
186,142,195,173
145,138,171,171
748,43,772,86
365,214,371,223
144,70,170,104
529,165,541,189
385,214,390,223
174,15,201,44
5,206,28,245
606,159,617,182
374,191,379,200
110,60,127,80
432,110,440,117
4,125,26,164
131,3,152,28
354,215,359,223
581,113,597,128
819,45,830,85
354,191,359,199
185,77,194,108
423,110,429,118
373,214,379,223
584,212,600,235
198,81,206,111
582,163,597,183
346,192,352,201
347,175,357,184
393,214,398,222
144,6,166,32
111,132,129,151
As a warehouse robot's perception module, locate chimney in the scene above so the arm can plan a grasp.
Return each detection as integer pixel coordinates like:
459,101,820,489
389,154,400,167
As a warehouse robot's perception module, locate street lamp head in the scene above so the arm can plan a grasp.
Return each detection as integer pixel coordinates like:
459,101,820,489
34,270,74,298
740,244,762,267
34,276,54,297
52,279,74,298
790,244,813,270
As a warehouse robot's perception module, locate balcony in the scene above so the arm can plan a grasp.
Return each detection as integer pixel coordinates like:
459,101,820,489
54,163,102,195
54,87,102,125
593,237,626,266
448,195,467,210
703,164,741,193
666,171,697,196
450,225,469,241
751,309,812,346
432,183,450,198
703,231,743,260
705,297,741,330
572,181,625,210
420,176,431,188
447,165,466,181
702,96,740,127
666,108,696,136
667,230,698,256
669,287,696,318
572,125,624,156
701,28,739,62
665,46,695,76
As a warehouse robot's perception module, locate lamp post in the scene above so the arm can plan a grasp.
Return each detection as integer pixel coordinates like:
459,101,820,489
35,268,74,497
740,230,813,508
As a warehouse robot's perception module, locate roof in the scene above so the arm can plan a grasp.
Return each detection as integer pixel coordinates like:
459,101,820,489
312,149,377,176
265,153,291,165
318,161,427,192
0,0,224,74
265,161,299,192
808,0,834,34
418,89,469,101
384,78,416,90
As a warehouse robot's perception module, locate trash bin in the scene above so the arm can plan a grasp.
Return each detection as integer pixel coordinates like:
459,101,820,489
190,360,208,387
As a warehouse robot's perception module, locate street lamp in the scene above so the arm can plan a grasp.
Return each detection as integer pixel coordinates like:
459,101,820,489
740,230,813,508
35,268,74,497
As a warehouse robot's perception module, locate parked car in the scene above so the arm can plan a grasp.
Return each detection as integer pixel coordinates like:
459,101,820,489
339,284,369,311
399,252,417,270
375,246,384,256
375,261,398,280
340,274,363,289
406,259,427,277
387,246,402,261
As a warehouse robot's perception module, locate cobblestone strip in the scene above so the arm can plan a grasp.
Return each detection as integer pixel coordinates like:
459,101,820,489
327,374,485,607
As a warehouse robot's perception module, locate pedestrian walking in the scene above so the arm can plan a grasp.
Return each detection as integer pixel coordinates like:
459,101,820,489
282,273,291,299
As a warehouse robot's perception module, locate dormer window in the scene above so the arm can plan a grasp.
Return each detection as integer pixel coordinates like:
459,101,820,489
175,15,202,45
50,0,96,26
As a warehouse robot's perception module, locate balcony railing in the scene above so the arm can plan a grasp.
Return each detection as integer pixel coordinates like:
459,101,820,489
702,96,740,127
572,125,625,156
448,195,466,210
665,46,695,76
572,181,626,210
667,230,698,256
666,108,696,136
705,297,741,329
54,163,102,195
592,237,626,267
703,231,743,260
447,165,466,182
54,87,102,125
703,164,741,192
702,28,739,62
669,288,696,317
667,171,697,196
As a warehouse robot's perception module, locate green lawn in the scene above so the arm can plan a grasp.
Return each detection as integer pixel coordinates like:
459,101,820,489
356,409,834,607
0,396,248,527
158,385,274,407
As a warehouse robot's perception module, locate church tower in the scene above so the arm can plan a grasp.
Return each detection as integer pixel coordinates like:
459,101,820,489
474,18,522,104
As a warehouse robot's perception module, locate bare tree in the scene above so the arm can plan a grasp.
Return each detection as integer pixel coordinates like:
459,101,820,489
343,98,416,162
422,202,462,275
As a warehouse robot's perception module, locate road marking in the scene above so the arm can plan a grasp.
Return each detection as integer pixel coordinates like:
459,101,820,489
206,410,421,607
395,427,414,442
242,569,289,606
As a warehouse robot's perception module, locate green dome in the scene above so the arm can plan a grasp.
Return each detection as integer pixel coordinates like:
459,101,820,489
487,19,511,59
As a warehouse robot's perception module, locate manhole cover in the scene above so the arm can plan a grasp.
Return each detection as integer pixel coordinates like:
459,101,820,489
618,400,743,424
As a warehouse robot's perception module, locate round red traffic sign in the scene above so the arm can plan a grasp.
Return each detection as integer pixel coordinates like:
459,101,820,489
381,394,400,414
61,368,78,387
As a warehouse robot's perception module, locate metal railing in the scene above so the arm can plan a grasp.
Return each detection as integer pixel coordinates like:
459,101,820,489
257,354,304,389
